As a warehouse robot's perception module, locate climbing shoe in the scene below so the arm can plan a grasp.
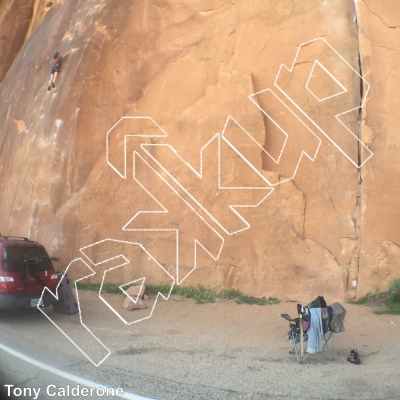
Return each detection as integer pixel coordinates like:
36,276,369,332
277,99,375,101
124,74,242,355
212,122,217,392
52,83,55,88
48,85,51,91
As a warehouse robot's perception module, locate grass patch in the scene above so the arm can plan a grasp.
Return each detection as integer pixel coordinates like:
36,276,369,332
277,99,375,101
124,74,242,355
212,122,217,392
234,294,279,305
350,291,388,306
76,282,279,305
76,282,121,294
350,278,400,314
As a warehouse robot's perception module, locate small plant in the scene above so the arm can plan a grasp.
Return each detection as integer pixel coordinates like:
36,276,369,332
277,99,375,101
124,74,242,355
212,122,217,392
385,278,400,314
388,278,400,304
350,292,380,306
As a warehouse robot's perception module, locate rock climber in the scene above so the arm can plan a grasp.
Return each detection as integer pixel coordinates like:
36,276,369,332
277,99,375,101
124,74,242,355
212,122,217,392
47,51,62,91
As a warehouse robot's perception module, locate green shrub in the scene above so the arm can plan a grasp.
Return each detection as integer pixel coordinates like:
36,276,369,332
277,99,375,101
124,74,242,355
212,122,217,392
350,292,376,305
388,278,400,304
350,277,400,314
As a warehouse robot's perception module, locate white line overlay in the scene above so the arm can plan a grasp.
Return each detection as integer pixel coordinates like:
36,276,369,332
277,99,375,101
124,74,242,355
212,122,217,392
0,342,154,400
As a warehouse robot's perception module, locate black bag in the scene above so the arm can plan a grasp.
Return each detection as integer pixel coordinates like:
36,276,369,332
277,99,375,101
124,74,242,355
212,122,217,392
307,296,327,309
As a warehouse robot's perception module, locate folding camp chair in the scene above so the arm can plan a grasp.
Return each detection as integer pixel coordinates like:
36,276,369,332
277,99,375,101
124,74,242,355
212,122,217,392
281,302,335,363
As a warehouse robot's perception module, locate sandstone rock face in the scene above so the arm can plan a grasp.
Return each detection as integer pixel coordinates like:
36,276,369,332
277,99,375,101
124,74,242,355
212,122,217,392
355,0,400,297
0,0,34,82
0,0,398,301
0,0,63,82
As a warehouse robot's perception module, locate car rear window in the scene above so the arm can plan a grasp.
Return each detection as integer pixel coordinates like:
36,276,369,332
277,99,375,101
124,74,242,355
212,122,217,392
2,246,53,273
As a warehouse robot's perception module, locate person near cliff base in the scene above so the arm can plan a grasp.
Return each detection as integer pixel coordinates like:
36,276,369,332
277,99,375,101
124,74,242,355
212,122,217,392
47,51,63,91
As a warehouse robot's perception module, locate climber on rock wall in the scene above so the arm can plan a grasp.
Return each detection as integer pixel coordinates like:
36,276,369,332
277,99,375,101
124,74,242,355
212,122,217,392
47,51,62,91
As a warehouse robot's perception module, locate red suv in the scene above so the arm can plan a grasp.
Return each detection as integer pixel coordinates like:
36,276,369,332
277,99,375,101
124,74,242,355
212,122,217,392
0,235,59,309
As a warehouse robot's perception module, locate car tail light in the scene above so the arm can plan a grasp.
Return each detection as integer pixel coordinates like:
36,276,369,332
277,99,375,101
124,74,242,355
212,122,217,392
44,273,59,290
0,276,15,292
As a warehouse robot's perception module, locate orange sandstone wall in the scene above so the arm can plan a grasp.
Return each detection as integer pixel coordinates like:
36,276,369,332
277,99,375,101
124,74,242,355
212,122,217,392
0,0,34,82
0,0,398,301
356,0,400,297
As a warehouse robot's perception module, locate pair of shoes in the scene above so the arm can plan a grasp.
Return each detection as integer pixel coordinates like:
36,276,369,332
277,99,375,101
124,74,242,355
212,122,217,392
52,83,55,88
347,349,361,364
48,85,51,91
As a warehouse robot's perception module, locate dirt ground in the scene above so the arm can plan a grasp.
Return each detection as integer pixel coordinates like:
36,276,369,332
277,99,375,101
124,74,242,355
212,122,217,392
56,289,400,399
